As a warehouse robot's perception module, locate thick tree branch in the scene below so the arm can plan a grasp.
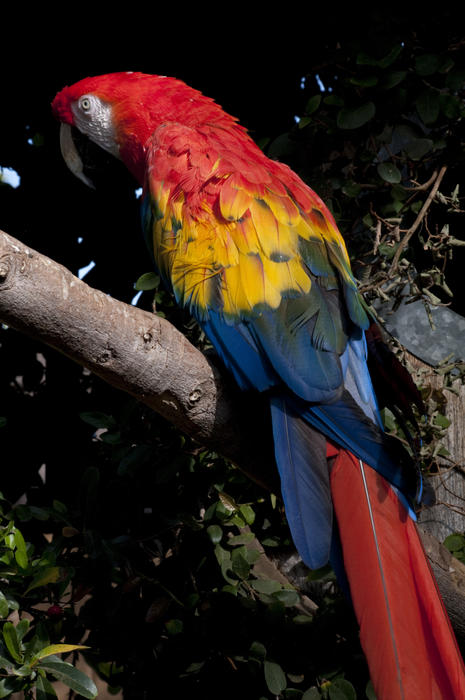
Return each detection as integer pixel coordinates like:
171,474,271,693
0,229,275,489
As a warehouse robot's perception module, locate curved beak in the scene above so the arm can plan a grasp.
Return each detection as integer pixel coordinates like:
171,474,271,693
59,123,95,189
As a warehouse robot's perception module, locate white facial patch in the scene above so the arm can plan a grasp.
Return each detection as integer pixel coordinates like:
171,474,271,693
71,94,120,159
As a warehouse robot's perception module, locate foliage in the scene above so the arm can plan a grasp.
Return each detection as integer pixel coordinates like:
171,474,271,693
0,16,464,700
0,497,96,698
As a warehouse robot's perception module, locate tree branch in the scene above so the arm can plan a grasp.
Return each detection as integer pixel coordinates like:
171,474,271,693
0,228,275,490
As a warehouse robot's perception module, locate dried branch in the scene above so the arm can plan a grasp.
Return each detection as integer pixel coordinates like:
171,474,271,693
390,166,448,270
0,228,276,491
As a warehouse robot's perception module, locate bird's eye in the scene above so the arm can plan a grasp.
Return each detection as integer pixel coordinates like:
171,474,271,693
79,96,92,112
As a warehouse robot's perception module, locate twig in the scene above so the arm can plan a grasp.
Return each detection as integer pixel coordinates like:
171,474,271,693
390,166,448,271
403,170,439,192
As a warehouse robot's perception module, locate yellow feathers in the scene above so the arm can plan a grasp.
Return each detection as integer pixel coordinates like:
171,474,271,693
148,156,357,320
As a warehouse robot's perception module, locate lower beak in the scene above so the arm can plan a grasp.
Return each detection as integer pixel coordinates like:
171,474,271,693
59,123,95,189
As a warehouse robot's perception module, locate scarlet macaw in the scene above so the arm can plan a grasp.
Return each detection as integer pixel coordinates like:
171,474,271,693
52,72,465,698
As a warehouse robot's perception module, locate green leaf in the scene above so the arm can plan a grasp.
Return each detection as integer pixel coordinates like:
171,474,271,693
264,660,287,695
382,70,407,89
25,566,61,594
415,53,440,76
434,413,451,429
165,619,183,636
416,90,440,124
13,529,28,569
134,272,160,291
273,589,300,607
52,500,67,515
445,68,465,90
331,678,357,699
79,411,117,430
33,644,89,662
0,654,14,671
0,418,6,429
0,591,8,619
440,94,462,120
38,660,97,699
35,673,58,700
206,525,222,544
242,546,261,566
249,641,267,660
2,622,22,663
303,688,322,699
365,680,377,699
404,138,433,160
251,579,282,595
239,504,255,525
337,102,375,129
231,549,250,580
328,684,351,700
305,95,321,115
342,182,361,198
323,95,344,107
228,532,255,546
16,619,30,642
357,45,402,68
0,677,21,698
214,544,234,584
298,117,312,129
349,76,378,87
377,163,402,184
444,534,465,553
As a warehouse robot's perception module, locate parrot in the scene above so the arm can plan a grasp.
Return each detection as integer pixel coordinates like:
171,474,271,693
52,72,465,699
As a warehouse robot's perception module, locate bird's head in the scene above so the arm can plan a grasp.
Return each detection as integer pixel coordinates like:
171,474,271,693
52,71,221,187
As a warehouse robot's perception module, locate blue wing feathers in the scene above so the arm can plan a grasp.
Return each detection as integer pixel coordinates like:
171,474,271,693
196,279,417,570
270,396,333,570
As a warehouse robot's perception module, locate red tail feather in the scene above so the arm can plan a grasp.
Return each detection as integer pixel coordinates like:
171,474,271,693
330,447,465,699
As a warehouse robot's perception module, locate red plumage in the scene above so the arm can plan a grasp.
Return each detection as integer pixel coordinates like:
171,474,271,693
330,445,465,699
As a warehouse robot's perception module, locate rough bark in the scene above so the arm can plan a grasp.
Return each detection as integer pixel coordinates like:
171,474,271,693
410,351,465,543
0,228,276,490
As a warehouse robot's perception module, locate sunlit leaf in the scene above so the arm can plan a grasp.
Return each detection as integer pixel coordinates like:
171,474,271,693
2,622,22,663
33,644,89,662
38,661,97,699
0,591,8,618
13,529,28,569
239,504,255,525
25,567,61,594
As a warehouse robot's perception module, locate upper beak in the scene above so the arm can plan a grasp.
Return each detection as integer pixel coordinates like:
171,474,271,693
59,123,95,189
